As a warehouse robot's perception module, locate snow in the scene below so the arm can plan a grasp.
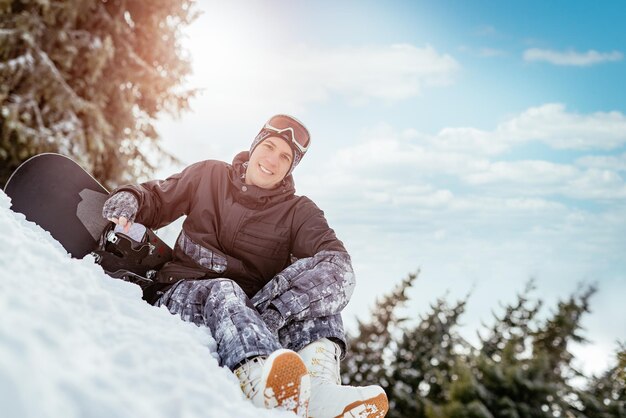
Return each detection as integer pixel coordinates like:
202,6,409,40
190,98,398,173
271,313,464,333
0,190,293,418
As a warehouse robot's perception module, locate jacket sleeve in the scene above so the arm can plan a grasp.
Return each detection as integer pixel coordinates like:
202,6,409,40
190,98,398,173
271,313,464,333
114,161,206,230
251,250,356,323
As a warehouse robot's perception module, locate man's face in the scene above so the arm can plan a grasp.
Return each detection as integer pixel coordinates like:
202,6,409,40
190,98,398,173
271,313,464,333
245,137,293,189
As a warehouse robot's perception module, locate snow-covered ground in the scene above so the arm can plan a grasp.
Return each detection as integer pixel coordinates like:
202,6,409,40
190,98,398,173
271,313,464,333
0,190,293,418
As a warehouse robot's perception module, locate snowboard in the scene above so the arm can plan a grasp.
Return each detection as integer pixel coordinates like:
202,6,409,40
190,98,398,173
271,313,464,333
4,153,172,288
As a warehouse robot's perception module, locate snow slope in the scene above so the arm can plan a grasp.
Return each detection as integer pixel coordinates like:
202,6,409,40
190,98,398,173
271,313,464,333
0,190,293,418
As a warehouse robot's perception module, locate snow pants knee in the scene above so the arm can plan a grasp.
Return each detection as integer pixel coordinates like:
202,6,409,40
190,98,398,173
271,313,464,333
155,278,347,370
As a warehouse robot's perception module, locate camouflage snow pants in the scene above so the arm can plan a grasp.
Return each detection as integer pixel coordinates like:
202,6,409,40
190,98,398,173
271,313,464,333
155,278,347,370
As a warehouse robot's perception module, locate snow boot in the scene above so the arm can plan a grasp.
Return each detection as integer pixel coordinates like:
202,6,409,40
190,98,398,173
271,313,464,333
234,349,310,416
299,338,388,418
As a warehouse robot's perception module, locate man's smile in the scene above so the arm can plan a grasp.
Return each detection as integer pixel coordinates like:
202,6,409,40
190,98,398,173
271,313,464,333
259,163,274,175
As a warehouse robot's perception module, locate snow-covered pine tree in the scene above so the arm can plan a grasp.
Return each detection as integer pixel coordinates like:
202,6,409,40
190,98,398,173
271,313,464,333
0,0,198,188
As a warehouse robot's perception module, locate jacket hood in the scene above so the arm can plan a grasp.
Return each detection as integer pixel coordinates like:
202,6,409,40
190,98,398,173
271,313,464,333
230,151,296,207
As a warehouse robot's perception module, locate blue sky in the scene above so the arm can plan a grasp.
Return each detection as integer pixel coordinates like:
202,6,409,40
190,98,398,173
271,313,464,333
156,0,626,375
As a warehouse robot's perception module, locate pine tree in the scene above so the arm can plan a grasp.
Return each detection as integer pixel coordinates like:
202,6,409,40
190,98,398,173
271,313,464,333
479,280,542,362
0,0,197,188
341,271,418,394
425,360,493,418
388,295,468,418
469,281,552,417
526,285,596,417
450,284,599,417
343,272,618,418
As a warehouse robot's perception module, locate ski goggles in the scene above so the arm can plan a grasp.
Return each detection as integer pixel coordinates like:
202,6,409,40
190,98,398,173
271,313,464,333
262,114,311,153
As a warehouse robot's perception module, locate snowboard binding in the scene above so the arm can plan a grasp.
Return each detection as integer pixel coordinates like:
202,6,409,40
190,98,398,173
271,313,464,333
91,223,173,290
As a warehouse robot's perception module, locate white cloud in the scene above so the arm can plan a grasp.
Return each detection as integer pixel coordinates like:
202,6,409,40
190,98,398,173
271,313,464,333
182,3,460,116
305,105,626,213
496,104,626,150
331,137,488,182
324,137,626,203
300,44,459,102
463,161,626,199
429,104,626,154
576,153,626,172
566,168,626,199
430,126,506,155
317,104,626,203
523,48,623,66
463,160,578,186
189,41,459,113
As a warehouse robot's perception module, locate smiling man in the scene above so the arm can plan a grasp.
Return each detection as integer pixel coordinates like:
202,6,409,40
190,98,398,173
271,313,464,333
101,114,389,417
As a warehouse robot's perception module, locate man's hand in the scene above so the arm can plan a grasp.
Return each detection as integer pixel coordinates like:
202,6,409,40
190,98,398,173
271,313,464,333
114,216,132,233
102,191,139,233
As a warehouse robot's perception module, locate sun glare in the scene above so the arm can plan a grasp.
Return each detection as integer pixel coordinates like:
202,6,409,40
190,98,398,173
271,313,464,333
184,3,279,94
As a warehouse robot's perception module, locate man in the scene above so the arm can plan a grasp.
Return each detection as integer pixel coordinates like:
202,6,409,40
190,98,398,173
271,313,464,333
102,115,388,417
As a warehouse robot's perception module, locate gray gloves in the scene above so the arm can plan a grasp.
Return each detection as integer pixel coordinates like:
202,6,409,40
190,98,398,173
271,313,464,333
102,191,139,223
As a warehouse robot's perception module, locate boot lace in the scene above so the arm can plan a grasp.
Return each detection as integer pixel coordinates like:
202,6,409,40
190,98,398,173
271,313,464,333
310,344,341,385
236,356,265,399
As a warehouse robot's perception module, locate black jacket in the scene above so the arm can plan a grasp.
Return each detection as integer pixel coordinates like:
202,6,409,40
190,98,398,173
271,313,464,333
119,152,347,301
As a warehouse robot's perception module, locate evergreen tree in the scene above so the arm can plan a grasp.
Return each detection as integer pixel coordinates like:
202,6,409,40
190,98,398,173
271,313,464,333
479,280,542,362
424,360,493,418
388,296,468,418
342,272,618,418
436,284,600,418
526,286,596,417
0,0,197,188
341,271,418,394
532,286,595,376
469,282,551,417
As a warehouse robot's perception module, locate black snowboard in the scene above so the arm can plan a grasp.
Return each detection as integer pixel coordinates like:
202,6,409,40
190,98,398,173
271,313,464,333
4,153,172,288
5,153,111,258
